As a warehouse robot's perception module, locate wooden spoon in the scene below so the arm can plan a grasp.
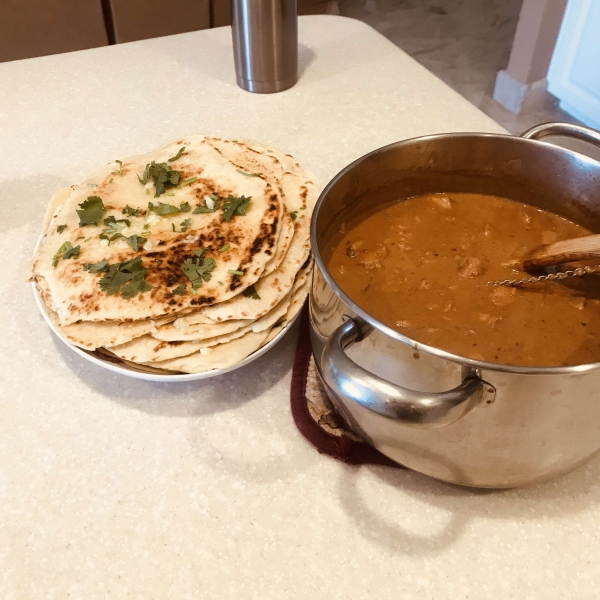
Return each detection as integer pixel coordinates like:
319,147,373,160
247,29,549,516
509,234,600,270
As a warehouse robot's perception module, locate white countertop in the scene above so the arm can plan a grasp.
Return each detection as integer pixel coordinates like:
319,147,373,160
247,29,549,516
1,15,598,600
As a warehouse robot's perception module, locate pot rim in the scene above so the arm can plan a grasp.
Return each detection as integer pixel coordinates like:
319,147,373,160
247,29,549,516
311,130,600,375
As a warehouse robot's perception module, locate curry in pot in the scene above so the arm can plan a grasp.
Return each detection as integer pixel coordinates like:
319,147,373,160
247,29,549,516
326,193,600,367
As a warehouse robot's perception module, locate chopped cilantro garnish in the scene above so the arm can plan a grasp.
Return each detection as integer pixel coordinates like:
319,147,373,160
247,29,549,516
181,252,216,290
84,237,91,242
193,194,220,214
146,189,150,195
83,260,109,273
122,205,141,217
98,256,153,299
100,215,129,238
272,317,286,328
180,218,192,232
290,211,297,221
57,224,67,234
181,176,198,187
222,195,251,222
217,243,230,253
217,281,224,286
112,159,123,176
243,284,260,299
104,215,130,228
193,249,205,257
99,214,146,250
236,169,263,178
87,183,97,188
137,161,181,197
165,192,175,197
77,196,106,226
123,234,147,251
76,236,85,240
52,241,79,267
63,245,80,260
109,178,114,184
168,147,186,162
228,269,244,276
266,149,273,153
143,223,149,230
171,283,187,295
147,201,190,216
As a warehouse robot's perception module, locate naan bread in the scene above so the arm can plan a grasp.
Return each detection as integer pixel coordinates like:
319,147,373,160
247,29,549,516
108,285,295,361
263,276,310,344
28,136,283,325
144,329,270,373
27,135,318,375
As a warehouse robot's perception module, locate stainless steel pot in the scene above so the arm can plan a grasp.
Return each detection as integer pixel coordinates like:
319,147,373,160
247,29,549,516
309,122,600,488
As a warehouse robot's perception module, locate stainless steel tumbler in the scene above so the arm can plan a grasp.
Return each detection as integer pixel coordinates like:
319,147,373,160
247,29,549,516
231,0,298,93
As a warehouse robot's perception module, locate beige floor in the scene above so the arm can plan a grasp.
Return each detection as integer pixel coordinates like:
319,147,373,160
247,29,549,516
337,0,582,135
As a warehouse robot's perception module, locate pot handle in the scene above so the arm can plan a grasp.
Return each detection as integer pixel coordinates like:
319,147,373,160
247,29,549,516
321,318,495,429
521,122,600,149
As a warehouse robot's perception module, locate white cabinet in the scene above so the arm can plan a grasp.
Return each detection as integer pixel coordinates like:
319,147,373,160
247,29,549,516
548,0,600,130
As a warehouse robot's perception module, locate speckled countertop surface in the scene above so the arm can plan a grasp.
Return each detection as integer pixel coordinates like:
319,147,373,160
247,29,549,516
1,15,599,600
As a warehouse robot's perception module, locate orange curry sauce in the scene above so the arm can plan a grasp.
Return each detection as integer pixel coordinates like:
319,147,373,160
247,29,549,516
326,193,600,367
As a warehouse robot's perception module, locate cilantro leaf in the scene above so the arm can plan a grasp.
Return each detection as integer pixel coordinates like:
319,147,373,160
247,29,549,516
193,194,220,214
104,215,130,227
171,283,187,295
122,205,141,217
83,260,109,273
138,161,181,197
148,201,179,215
242,284,260,300
236,169,263,178
228,269,244,276
57,224,67,234
217,243,230,253
290,211,298,221
181,176,198,187
63,245,80,260
52,241,74,267
123,234,147,251
181,253,216,290
168,147,186,162
77,196,106,226
147,200,190,216
174,218,192,233
100,215,130,239
98,256,153,299
222,195,252,222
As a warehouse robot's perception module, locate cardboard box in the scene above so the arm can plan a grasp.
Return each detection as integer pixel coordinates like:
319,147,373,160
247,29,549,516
0,0,108,63
108,0,211,44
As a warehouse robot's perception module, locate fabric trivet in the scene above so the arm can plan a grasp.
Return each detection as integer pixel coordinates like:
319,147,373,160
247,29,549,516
291,305,402,468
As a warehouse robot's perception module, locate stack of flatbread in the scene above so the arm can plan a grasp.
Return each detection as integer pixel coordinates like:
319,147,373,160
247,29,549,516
26,136,318,374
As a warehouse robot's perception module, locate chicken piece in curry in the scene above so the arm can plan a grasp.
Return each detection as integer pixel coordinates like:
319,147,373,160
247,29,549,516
326,193,600,367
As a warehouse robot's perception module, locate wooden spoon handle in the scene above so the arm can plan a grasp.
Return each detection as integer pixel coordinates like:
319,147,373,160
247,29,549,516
521,234,600,269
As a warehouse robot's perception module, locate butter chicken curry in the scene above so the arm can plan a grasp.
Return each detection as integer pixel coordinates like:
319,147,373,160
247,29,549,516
326,193,600,367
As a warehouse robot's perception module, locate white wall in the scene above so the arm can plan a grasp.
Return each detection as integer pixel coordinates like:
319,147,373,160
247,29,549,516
548,0,600,130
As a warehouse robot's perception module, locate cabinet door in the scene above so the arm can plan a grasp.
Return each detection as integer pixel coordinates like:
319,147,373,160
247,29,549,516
108,0,211,43
548,0,600,130
0,0,108,62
